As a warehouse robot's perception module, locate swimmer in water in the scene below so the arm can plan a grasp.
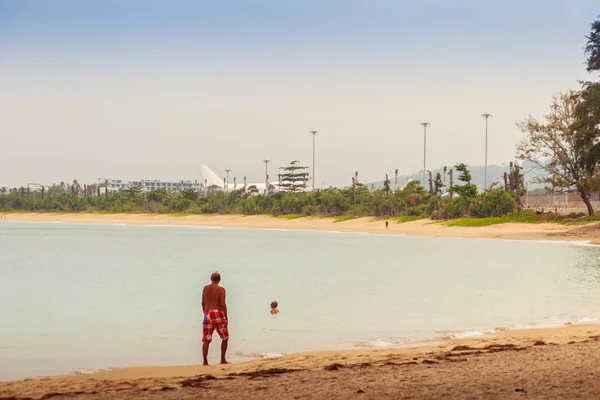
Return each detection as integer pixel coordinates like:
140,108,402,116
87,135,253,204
270,301,279,315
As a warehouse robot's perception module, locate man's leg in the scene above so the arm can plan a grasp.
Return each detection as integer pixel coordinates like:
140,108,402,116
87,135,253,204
203,341,210,366
220,339,229,364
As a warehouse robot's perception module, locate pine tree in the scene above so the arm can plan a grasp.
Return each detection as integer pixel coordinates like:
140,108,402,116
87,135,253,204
433,172,444,195
450,163,478,198
383,174,391,193
278,161,310,193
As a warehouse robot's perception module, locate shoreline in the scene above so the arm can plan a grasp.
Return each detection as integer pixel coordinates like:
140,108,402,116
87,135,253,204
4,212,600,244
3,324,600,399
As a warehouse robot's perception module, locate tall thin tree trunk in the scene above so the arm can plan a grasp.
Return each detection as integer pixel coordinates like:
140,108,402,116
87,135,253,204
580,192,595,216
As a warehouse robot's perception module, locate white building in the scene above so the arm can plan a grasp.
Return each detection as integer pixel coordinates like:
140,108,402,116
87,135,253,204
98,179,202,193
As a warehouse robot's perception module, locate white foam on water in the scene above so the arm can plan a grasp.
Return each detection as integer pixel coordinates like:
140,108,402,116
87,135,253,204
444,329,495,339
235,351,285,359
144,224,224,229
68,367,110,376
438,316,600,341
484,237,599,247
355,338,406,348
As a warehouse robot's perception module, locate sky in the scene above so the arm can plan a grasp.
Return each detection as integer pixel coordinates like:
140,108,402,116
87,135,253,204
1,0,598,188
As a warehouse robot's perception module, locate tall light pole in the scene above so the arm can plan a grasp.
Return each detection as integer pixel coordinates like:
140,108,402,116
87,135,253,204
225,169,231,191
482,113,492,190
420,122,430,187
310,130,318,191
263,159,270,195
550,102,559,208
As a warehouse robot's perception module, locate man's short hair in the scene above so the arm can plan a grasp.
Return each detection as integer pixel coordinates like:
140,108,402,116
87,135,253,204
211,271,221,282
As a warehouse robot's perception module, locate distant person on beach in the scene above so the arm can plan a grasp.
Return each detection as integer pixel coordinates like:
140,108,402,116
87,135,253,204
385,220,389,230
202,271,229,365
270,301,279,315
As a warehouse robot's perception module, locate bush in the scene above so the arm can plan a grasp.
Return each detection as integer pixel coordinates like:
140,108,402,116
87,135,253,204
450,196,472,218
168,197,192,212
405,204,426,216
471,188,517,218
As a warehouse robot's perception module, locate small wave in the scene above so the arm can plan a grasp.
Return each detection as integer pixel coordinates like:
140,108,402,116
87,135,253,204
68,367,110,376
486,237,599,247
442,329,496,339
355,338,407,348
528,239,598,247
235,351,284,359
262,228,307,233
143,224,224,229
438,317,600,340
561,316,599,325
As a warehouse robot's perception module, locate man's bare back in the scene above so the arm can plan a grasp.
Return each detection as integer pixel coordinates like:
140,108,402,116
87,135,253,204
202,283,227,314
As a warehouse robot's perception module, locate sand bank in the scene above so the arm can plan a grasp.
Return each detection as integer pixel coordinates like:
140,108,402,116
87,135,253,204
5,212,600,244
2,325,600,399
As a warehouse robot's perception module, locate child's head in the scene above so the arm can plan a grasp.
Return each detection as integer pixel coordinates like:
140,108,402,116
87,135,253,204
270,301,278,309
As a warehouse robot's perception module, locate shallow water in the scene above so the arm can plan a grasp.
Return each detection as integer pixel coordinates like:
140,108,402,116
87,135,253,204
1,221,600,380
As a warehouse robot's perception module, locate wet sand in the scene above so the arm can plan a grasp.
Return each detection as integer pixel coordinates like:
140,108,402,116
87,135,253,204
2,325,600,399
5,212,600,244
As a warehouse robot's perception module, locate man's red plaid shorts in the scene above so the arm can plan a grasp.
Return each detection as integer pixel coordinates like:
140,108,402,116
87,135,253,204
202,309,229,343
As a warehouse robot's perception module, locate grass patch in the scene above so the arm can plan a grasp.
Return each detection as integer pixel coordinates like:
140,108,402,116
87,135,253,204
446,217,509,227
445,212,548,227
392,216,423,224
333,215,356,223
564,215,600,225
275,214,304,220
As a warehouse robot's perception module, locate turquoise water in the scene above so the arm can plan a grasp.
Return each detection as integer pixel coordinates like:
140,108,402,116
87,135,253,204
1,221,600,381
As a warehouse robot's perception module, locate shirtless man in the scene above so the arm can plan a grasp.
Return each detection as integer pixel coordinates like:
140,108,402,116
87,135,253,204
202,271,229,365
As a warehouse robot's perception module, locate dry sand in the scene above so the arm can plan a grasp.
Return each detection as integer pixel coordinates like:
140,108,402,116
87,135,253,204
2,325,600,399
5,212,600,244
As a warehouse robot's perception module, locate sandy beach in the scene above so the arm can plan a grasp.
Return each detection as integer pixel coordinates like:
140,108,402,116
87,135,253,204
4,212,600,244
2,325,600,399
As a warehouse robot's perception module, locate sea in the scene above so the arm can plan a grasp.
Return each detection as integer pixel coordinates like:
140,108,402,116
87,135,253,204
1,221,600,381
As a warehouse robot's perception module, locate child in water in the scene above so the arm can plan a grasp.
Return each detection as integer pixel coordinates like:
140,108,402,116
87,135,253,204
270,301,279,315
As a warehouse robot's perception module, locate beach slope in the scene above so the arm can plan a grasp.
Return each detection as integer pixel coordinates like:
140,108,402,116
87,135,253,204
2,325,600,399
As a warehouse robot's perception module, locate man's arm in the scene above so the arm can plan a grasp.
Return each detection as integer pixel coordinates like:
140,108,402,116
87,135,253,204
201,286,206,314
221,288,228,321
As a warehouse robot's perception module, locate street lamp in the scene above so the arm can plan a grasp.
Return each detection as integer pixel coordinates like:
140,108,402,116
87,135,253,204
550,102,560,207
310,130,318,191
420,122,430,187
263,159,270,195
482,113,492,190
225,169,231,191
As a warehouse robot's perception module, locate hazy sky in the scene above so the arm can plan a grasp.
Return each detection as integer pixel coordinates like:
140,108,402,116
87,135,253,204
1,0,598,188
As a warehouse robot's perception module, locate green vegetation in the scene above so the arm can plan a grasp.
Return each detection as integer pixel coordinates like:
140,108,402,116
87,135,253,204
393,216,423,224
445,211,600,227
445,217,510,227
0,168,522,221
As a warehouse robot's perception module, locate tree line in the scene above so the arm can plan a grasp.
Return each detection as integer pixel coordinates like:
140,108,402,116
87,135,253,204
0,163,525,219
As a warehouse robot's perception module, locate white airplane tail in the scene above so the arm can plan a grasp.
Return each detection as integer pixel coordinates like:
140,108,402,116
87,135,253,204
200,165,224,187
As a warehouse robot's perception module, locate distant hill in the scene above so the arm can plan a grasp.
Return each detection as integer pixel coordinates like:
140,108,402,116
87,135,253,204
364,163,548,192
